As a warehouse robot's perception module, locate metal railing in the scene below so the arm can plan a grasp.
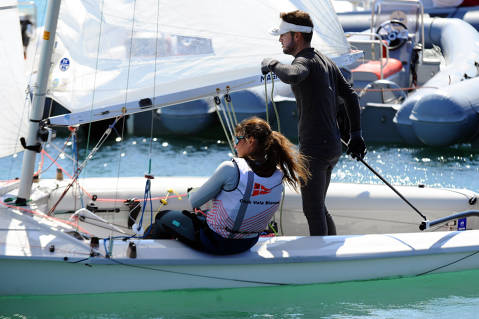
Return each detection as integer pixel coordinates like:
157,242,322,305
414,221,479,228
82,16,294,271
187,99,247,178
345,32,390,79
371,0,424,63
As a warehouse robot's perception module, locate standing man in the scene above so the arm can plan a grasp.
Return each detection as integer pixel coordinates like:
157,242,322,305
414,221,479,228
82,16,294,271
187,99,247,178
261,10,366,236
20,15,33,59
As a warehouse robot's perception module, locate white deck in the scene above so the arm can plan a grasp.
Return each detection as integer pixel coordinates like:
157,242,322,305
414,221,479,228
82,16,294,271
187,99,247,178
1,201,479,295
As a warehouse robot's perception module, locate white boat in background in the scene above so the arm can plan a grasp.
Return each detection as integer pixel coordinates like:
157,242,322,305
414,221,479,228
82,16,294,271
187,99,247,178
23,176,476,237
1,0,479,296
332,0,479,148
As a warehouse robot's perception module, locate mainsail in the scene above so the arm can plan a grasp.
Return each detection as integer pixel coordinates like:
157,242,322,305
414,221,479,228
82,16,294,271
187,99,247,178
0,0,30,158
47,0,355,126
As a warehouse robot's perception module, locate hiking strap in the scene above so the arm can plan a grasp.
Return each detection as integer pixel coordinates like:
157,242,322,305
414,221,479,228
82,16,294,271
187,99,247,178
229,171,254,238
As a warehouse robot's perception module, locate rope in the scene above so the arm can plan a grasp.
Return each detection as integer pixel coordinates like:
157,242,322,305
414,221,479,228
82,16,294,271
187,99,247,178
220,98,236,145
224,91,238,126
223,92,237,129
38,135,72,175
107,0,138,235
263,72,281,132
262,73,285,232
38,150,189,205
135,178,154,237
108,257,288,286
416,250,479,277
147,0,161,175
213,95,235,154
129,0,162,238
264,78,269,124
270,74,281,133
71,128,84,210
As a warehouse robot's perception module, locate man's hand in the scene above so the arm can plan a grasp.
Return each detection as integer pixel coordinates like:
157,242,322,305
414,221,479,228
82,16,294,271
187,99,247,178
346,131,366,161
261,58,279,75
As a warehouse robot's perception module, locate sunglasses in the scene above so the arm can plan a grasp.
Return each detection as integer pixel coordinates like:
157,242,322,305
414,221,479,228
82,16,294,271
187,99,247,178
234,135,245,145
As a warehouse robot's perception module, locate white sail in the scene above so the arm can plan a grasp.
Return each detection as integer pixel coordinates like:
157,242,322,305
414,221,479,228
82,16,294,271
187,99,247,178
47,0,354,126
0,0,30,158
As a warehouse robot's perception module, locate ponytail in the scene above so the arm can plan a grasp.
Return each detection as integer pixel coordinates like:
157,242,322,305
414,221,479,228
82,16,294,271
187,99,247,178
269,131,310,191
235,117,310,191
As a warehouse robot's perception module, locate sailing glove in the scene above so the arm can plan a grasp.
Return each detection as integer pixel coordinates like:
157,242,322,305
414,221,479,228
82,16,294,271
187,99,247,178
347,130,366,161
261,58,279,74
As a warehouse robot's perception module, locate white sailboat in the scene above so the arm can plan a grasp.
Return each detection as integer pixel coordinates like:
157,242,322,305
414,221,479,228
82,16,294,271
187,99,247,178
1,0,479,296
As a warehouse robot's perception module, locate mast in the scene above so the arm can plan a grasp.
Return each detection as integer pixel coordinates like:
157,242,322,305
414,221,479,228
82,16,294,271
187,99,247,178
16,0,62,205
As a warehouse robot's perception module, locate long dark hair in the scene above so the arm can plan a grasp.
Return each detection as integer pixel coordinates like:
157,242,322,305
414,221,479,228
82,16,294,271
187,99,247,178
235,117,310,191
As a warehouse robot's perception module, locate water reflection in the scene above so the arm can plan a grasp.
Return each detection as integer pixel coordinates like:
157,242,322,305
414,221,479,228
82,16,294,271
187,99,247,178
1,138,479,191
1,270,479,319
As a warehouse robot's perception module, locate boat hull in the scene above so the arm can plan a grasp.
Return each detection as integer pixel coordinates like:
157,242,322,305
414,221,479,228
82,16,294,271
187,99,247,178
2,182,479,295
1,232,479,295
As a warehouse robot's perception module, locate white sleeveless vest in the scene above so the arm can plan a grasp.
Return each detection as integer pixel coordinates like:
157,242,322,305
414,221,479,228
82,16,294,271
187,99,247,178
207,158,283,239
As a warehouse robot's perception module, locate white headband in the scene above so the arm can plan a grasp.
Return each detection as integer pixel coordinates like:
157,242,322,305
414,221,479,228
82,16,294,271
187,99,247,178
270,20,313,36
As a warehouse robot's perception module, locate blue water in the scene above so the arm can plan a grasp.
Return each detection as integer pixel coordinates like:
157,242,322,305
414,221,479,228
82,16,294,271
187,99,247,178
2,136,479,191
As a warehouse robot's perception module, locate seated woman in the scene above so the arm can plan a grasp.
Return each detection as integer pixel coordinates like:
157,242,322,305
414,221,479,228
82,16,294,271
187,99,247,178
147,117,309,255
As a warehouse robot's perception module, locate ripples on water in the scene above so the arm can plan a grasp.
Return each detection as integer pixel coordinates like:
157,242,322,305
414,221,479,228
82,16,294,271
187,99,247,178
2,136,479,191
1,270,479,319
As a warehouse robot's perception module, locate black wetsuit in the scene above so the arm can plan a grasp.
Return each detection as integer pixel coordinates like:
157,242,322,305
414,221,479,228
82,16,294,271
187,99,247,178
269,48,361,235
20,19,33,48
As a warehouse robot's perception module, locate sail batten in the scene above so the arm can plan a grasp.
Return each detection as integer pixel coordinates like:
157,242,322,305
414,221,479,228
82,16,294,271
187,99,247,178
46,0,355,125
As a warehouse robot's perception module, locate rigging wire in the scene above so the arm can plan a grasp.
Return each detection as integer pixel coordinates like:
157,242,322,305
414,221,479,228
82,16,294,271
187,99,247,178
223,87,238,129
224,90,238,126
130,0,163,237
213,94,235,154
341,138,428,222
39,149,187,207
105,0,139,236
107,257,288,286
220,97,236,148
47,116,124,216
84,0,105,161
71,127,85,210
